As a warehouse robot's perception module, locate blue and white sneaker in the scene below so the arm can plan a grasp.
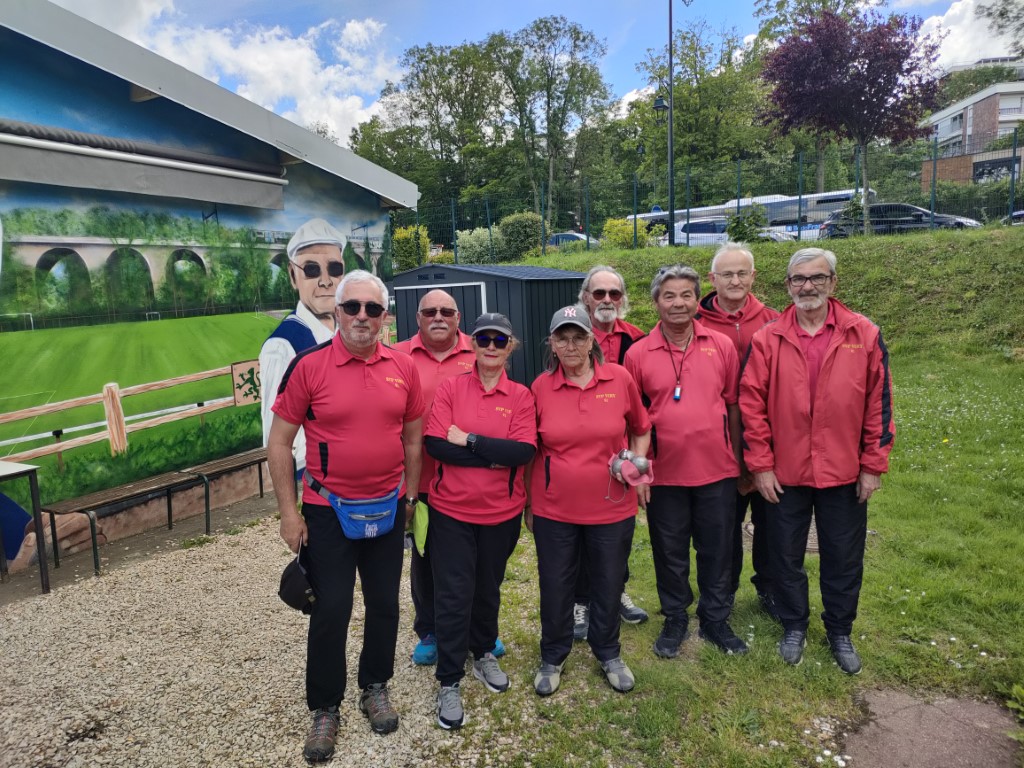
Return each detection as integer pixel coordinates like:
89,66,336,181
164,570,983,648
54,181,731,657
412,633,437,665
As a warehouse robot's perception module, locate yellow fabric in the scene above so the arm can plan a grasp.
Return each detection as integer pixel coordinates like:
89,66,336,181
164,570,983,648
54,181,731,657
413,500,429,556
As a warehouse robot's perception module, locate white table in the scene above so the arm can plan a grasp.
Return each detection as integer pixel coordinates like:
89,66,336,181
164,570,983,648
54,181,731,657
0,460,48,593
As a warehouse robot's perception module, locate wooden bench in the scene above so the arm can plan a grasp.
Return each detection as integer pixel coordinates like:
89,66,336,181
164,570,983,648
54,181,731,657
182,447,268,536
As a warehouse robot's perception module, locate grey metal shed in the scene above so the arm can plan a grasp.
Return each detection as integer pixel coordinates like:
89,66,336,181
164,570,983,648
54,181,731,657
392,264,586,384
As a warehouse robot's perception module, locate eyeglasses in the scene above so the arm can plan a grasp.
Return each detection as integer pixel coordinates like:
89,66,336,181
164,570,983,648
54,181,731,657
419,307,457,318
298,261,345,279
339,300,386,318
589,288,623,301
786,273,832,287
552,335,590,348
474,333,510,349
713,270,752,281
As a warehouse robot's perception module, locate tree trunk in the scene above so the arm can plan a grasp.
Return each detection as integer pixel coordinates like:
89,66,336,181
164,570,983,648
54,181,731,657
816,136,826,194
860,144,870,237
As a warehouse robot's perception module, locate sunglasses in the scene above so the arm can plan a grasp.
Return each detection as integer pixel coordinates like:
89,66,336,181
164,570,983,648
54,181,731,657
474,333,510,349
297,261,345,280
419,307,457,318
590,288,623,301
339,300,386,318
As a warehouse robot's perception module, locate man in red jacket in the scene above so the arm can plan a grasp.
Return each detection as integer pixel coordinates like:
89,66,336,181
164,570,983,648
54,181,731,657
740,247,895,675
698,243,780,620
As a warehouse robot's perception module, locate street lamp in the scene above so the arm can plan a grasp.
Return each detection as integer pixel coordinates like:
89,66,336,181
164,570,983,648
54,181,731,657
664,0,693,246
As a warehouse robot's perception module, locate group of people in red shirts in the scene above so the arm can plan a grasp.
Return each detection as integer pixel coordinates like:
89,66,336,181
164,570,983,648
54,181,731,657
261,219,895,764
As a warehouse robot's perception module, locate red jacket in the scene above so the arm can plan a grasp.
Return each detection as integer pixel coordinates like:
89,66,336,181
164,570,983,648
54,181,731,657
739,298,895,488
697,291,780,358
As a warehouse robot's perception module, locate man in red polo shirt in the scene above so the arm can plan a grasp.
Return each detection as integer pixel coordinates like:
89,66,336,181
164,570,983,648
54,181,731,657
574,265,650,636
697,243,780,620
394,290,504,665
268,270,424,761
624,264,748,660
740,247,895,675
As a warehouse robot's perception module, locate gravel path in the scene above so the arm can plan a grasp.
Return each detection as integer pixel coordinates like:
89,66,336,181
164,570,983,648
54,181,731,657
0,519,534,768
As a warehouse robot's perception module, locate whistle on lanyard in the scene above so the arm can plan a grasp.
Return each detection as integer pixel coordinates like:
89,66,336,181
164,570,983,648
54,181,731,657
673,385,681,401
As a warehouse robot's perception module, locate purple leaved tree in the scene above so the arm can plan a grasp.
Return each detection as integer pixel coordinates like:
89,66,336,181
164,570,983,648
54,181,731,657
761,11,942,233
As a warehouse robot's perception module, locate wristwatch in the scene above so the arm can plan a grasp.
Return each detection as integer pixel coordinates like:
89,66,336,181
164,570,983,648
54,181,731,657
466,433,479,452
405,496,417,508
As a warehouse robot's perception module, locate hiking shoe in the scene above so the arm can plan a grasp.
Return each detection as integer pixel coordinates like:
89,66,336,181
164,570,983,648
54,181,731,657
492,637,506,658
699,621,750,655
534,661,565,696
303,706,340,763
757,590,781,623
653,617,689,658
358,683,399,735
600,657,635,693
778,629,807,666
472,652,510,693
619,592,649,624
573,602,590,642
412,633,437,665
436,684,465,730
827,633,863,675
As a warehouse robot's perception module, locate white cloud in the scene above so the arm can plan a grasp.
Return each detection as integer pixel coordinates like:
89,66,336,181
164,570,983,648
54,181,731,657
51,0,175,39
920,0,1014,69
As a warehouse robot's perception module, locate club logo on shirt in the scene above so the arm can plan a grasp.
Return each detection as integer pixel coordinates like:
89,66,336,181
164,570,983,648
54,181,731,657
700,346,717,357
841,343,864,352
385,376,406,389
595,393,617,402
494,406,513,418
458,361,474,370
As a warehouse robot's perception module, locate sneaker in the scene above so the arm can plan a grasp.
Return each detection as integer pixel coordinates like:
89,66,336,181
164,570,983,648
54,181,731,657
303,706,340,763
472,652,510,693
412,633,437,665
757,591,782,623
533,661,565,696
573,602,590,642
492,637,506,658
619,592,649,624
699,621,750,655
827,633,863,675
600,657,635,693
436,684,465,730
653,617,689,658
778,629,807,666
358,683,399,735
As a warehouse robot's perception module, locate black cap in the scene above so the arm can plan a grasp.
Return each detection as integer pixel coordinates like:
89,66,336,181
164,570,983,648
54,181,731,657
471,312,513,336
278,548,316,614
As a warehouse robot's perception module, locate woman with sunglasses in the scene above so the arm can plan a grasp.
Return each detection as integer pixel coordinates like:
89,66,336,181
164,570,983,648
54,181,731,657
424,313,537,730
528,306,652,697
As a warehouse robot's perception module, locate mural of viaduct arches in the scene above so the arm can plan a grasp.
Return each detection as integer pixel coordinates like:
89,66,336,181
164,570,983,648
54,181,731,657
36,247,92,308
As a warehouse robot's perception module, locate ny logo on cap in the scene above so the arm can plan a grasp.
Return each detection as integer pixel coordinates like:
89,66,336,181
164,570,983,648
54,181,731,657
563,307,577,317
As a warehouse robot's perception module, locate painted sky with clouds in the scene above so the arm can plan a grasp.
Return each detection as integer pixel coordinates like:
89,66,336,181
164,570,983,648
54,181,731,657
52,0,1007,147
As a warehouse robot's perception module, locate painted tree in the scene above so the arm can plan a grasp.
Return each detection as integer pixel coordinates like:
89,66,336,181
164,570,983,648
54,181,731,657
976,0,1024,57
761,10,941,230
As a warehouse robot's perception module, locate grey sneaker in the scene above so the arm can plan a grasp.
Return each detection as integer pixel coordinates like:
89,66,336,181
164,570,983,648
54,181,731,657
779,629,807,666
827,633,863,675
472,652,510,693
358,683,398,734
600,657,635,693
303,706,340,763
619,592,649,624
436,684,465,730
533,661,565,696
573,602,590,642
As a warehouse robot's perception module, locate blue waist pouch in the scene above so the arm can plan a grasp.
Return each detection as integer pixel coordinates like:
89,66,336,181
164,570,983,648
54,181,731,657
304,471,399,540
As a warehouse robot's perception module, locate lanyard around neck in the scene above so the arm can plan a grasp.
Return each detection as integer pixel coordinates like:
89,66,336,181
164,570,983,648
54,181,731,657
661,324,694,402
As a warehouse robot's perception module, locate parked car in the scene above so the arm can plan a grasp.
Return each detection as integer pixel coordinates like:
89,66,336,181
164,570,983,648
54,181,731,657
547,231,598,247
1001,211,1024,226
819,204,981,238
657,216,796,247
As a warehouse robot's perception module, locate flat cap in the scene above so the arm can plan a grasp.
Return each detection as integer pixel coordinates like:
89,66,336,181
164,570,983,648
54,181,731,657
286,218,346,261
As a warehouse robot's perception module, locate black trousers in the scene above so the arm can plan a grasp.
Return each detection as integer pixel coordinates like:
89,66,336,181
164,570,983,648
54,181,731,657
729,490,772,597
535,515,635,664
766,483,867,636
574,553,631,604
429,506,522,686
303,502,405,710
410,492,434,639
646,479,736,625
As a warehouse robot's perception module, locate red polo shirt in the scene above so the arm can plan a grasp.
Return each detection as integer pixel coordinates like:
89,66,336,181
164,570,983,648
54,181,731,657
593,318,646,365
794,302,836,407
426,367,536,525
273,336,425,504
530,362,651,524
393,331,476,493
623,320,740,487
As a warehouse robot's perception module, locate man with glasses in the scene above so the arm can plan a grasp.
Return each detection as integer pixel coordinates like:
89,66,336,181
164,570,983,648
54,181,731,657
268,270,425,758
260,218,346,477
697,243,780,621
740,248,895,675
394,290,505,665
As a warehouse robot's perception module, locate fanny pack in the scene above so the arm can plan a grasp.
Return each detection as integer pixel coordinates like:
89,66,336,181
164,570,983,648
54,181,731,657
304,471,400,540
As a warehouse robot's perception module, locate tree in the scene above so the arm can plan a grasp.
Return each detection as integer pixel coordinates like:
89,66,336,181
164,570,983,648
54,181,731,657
761,10,942,231
938,65,1018,110
976,0,1024,57
307,121,341,145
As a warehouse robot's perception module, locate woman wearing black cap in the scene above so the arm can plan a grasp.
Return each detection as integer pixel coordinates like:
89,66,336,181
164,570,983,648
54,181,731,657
423,313,537,730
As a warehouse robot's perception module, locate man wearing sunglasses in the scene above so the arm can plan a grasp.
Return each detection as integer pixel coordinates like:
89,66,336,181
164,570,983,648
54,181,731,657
573,266,650,639
259,218,346,478
740,248,895,675
697,243,781,623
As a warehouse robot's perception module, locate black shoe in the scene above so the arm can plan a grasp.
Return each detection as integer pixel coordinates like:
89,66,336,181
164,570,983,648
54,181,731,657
778,629,807,666
653,617,689,658
827,633,863,675
699,621,750,655
757,591,782,623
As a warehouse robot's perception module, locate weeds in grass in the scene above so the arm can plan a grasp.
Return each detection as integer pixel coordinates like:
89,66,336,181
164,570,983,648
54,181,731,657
181,535,215,549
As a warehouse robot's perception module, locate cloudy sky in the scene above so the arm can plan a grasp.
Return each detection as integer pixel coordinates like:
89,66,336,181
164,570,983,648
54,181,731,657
52,0,1009,146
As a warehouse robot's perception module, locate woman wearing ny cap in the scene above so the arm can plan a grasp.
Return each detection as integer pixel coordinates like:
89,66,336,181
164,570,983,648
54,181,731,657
528,305,652,696
424,313,537,730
